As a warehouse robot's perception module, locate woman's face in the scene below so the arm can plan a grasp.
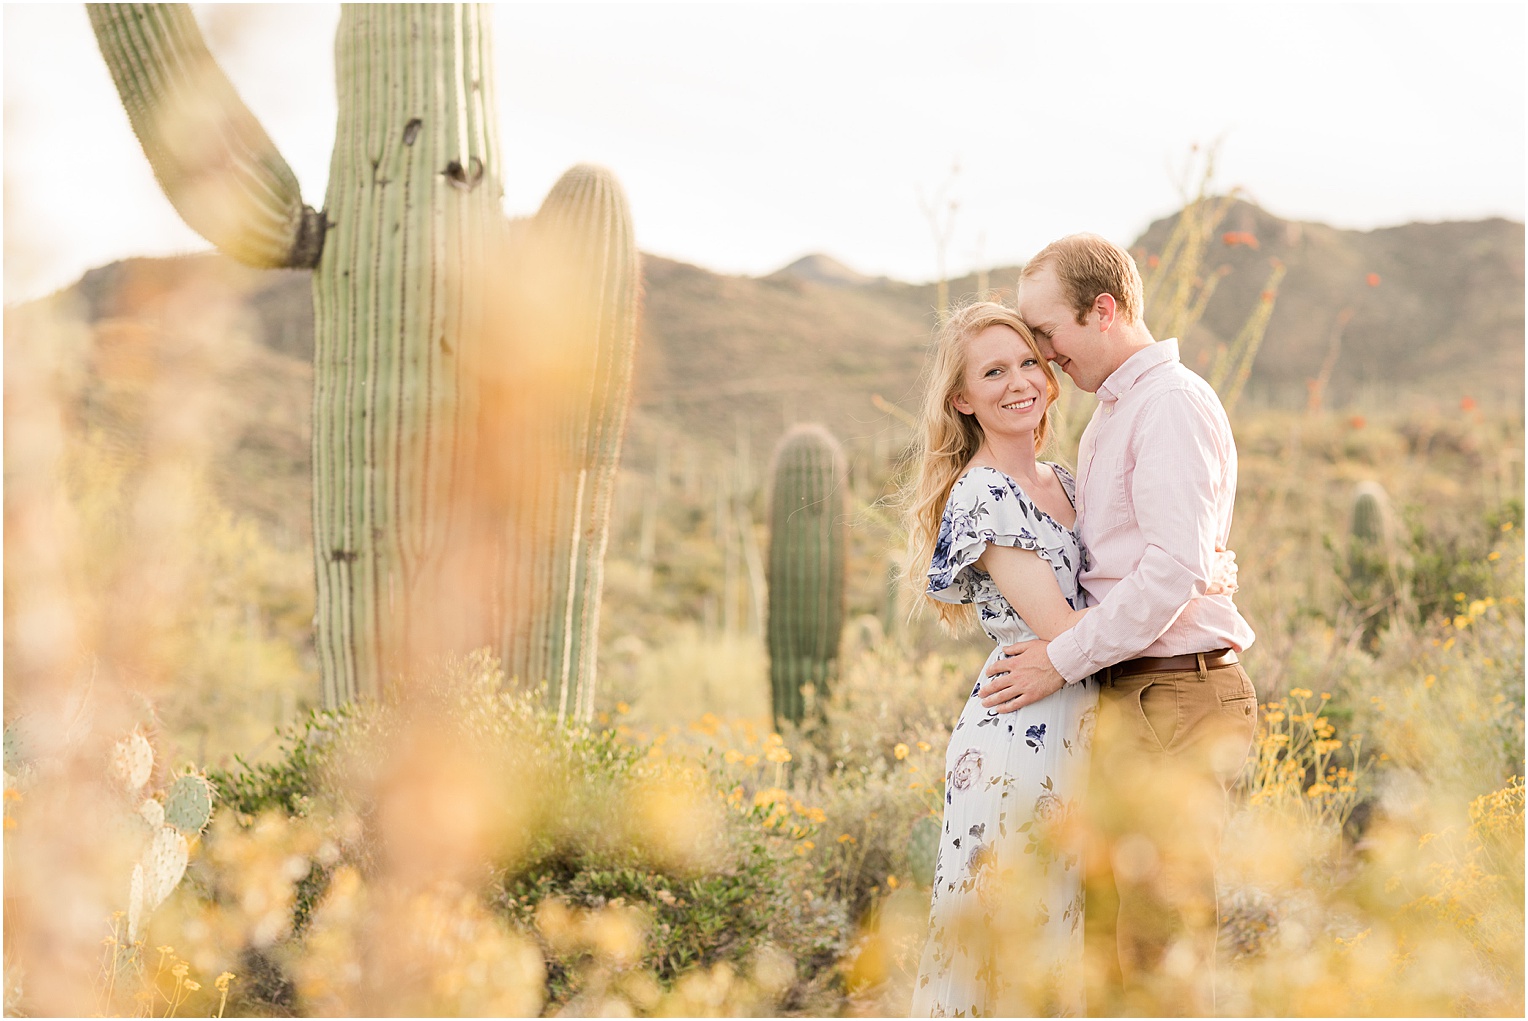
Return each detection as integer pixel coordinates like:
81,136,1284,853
950,324,1050,438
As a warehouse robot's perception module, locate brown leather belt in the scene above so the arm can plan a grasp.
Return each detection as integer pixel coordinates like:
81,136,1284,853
1103,648,1237,682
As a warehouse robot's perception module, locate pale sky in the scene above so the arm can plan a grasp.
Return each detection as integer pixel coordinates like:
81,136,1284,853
4,3,1525,303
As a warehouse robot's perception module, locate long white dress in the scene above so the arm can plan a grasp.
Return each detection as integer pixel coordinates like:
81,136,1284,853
911,464,1098,1018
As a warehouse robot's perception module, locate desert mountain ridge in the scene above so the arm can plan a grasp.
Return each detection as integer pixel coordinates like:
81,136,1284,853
10,200,1521,543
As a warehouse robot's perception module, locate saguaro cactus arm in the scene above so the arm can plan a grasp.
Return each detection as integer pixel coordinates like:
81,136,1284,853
497,164,640,724
87,3,324,268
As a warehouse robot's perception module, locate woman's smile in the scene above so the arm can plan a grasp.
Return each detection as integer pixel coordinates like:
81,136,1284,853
951,323,1052,435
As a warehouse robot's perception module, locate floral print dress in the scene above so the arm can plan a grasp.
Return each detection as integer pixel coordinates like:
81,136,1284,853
911,465,1098,1018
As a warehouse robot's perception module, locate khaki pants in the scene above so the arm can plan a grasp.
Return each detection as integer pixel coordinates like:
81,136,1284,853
1082,661,1257,1016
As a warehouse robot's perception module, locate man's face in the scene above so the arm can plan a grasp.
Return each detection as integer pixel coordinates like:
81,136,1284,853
1018,267,1109,393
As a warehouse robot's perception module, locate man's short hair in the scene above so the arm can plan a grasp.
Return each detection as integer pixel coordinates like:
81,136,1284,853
1021,233,1144,326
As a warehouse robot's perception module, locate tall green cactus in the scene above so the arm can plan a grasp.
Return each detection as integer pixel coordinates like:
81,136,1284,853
89,5,638,714
1346,480,1397,640
766,424,847,728
497,168,640,724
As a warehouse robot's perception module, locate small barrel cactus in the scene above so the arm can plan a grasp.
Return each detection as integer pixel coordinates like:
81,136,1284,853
765,424,847,729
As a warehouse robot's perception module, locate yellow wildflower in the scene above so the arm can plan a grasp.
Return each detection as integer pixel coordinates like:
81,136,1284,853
894,743,910,760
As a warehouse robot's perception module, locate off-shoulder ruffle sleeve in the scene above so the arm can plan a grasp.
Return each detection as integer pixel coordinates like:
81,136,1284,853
926,466,1080,605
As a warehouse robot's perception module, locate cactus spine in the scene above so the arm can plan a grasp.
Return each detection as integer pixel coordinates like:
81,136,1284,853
765,425,847,728
89,5,639,710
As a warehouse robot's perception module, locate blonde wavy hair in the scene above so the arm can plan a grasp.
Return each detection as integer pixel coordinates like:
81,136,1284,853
901,301,1060,634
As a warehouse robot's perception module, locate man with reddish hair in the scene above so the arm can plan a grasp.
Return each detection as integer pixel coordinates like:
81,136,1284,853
978,233,1257,1015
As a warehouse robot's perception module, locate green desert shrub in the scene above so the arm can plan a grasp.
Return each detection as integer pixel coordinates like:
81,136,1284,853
202,652,845,1012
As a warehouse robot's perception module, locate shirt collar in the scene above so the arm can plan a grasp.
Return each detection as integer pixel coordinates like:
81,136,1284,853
1096,338,1179,404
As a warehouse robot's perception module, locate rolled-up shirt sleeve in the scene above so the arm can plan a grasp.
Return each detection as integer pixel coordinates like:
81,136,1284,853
1049,388,1229,682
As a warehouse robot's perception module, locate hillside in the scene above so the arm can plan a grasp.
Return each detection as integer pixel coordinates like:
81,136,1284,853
9,203,1520,546
1132,201,1525,405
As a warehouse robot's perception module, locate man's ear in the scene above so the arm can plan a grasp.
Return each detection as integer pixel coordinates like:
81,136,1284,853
951,392,973,416
1093,292,1118,332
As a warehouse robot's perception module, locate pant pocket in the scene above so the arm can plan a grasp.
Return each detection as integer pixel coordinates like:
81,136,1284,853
1135,679,1180,752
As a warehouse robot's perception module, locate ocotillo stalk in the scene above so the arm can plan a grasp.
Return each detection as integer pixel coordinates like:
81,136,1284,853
766,424,847,729
90,5,639,710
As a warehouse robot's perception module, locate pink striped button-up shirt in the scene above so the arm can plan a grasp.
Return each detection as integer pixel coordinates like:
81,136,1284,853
1049,339,1255,683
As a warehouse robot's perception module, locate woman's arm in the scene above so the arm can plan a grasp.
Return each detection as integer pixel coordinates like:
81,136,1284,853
974,543,1088,641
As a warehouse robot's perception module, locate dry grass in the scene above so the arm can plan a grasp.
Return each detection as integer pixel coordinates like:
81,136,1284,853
4,269,1522,1016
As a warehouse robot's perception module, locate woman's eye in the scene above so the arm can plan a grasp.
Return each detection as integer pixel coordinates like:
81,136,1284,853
985,368,1001,378
1022,358,1038,367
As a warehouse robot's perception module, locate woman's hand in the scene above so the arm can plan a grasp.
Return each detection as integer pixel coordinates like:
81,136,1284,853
1206,547,1238,596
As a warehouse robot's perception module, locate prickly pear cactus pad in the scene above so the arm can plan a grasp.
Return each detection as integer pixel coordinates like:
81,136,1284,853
3,717,34,775
163,773,216,834
111,732,155,793
130,827,190,941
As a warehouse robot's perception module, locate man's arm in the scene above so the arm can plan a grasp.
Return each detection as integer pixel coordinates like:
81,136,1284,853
1050,387,1229,679
980,389,1230,712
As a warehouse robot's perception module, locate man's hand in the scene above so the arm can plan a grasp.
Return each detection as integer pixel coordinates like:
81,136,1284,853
979,639,1065,713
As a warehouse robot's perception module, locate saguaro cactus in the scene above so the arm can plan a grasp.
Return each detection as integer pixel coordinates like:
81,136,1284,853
1346,480,1398,640
497,168,640,724
765,424,847,728
89,5,638,715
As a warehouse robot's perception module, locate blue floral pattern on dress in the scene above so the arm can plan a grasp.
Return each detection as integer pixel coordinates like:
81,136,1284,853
912,464,1098,1018
926,464,1090,641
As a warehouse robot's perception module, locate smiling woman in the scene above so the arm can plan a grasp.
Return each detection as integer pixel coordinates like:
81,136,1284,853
898,300,1096,1016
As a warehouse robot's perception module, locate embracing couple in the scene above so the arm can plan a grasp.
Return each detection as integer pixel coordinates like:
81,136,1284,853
905,234,1258,1017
